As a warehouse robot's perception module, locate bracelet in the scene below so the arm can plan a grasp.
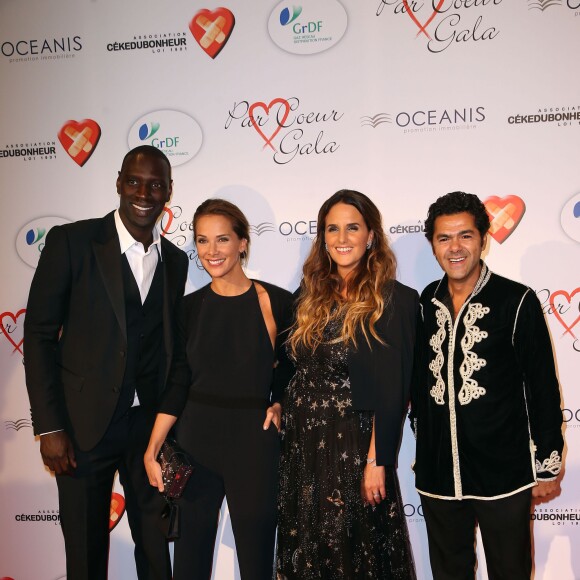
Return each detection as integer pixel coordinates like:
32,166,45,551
366,457,376,465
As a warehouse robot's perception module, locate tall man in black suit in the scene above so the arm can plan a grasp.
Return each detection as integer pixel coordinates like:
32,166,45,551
24,145,189,579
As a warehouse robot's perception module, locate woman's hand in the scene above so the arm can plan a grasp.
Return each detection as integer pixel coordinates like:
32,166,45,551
263,402,282,432
361,463,387,506
143,413,178,493
144,449,165,492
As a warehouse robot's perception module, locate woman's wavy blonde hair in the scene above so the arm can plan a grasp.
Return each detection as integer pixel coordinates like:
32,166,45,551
290,190,397,353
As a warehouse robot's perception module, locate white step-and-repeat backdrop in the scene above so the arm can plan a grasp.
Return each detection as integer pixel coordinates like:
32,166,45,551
1,1,579,578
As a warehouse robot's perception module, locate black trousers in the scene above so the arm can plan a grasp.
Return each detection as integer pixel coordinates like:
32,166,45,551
56,407,171,580
173,402,280,580
421,489,533,580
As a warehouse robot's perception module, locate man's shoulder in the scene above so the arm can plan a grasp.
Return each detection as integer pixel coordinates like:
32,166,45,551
160,236,189,267
419,279,440,303
58,213,110,235
485,271,530,299
44,213,113,248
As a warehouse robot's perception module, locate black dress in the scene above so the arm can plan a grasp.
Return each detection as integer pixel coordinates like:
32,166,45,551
276,317,416,579
160,281,293,580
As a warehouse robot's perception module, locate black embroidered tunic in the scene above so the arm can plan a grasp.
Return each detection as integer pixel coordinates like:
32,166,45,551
411,263,564,500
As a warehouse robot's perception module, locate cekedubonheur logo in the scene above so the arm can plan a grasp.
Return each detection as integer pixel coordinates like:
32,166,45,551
16,217,71,268
268,0,347,55
128,110,203,167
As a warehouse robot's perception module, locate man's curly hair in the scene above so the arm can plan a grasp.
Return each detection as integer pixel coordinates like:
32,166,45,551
424,191,490,243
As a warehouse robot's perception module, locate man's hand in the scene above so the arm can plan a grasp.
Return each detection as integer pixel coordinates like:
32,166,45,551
532,480,560,499
39,431,77,475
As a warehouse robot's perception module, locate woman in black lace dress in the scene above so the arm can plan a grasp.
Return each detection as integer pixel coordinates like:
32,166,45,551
276,190,419,579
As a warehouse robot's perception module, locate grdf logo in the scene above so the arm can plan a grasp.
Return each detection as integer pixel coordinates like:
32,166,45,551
280,5,303,25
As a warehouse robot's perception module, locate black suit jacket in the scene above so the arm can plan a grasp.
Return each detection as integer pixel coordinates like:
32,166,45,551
347,281,419,467
24,211,189,451
293,280,419,467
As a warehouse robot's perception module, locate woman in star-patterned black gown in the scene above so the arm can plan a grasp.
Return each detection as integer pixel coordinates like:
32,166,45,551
276,190,418,579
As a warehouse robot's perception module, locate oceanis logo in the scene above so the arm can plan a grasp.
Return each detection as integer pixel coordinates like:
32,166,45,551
225,97,343,165
5,418,32,431
378,106,486,135
360,113,392,128
376,0,502,54
527,0,561,10
249,218,317,242
528,0,580,10
1,35,82,63
250,222,276,236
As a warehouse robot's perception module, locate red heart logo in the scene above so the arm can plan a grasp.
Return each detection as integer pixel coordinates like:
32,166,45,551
248,99,291,151
549,289,580,339
483,195,526,244
189,8,235,58
0,309,25,355
58,119,101,166
109,492,126,531
402,0,445,39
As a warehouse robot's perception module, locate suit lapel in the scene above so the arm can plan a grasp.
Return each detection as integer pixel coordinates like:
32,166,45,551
93,213,127,340
161,239,179,365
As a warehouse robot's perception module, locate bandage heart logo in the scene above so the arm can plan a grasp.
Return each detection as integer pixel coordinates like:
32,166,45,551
248,98,291,151
549,288,580,339
0,309,25,355
58,119,101,166
190,8,235,58
109,492,126,531
483,195,526,244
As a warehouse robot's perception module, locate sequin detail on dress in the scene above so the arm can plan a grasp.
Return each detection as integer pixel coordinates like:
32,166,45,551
276,317,417,579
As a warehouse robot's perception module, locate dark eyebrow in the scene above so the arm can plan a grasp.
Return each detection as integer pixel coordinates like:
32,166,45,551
436,228,476,239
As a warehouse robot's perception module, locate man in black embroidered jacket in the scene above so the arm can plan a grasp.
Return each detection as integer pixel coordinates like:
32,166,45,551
410,191,563,580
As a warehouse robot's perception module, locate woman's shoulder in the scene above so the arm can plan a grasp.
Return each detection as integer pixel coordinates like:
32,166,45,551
388,280,420,302
181,283,211,309
383,280,419,304
252,279,293,302
379,280,420,324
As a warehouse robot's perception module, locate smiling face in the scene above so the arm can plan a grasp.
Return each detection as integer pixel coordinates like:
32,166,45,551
324,202,373,280
431,211,486,293
194,214,247,282
117,151,172,247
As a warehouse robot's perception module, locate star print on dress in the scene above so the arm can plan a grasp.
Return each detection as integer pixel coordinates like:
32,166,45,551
276,315,417,579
